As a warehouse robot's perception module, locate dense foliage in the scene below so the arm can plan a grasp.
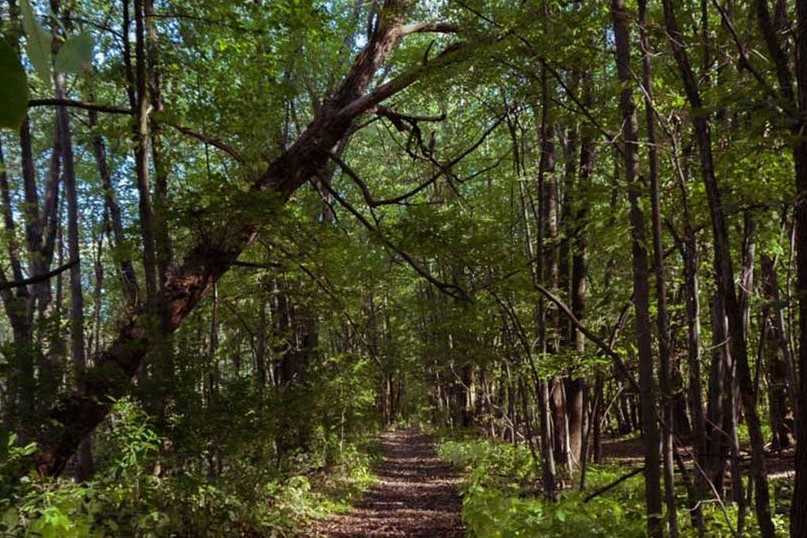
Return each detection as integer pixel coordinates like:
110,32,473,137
2,0,807,536
440,436,791,537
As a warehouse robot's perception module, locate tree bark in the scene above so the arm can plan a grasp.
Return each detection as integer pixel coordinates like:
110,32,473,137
560,110,584,469
706,292,728,497
662,2,775,534
568,72,593,471
0,137,35,428
131,0,158,299
88,108,139,301
639,1,677,533
533,55,561,496
760,256,791,450
791,0,807,534
611,2,663,535
56,75,92,481
675,162,707,532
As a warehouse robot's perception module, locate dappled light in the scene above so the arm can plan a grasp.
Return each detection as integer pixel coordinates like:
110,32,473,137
0,0,805,536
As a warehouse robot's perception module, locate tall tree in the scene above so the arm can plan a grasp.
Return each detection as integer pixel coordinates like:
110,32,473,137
661,2,775,535
610,2,663,535
638,1,677,534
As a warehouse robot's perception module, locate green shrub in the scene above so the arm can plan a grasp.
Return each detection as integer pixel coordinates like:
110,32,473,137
446,436,790,537
0,397,378,537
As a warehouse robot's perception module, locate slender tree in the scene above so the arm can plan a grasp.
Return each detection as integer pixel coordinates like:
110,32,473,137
610,2,662,535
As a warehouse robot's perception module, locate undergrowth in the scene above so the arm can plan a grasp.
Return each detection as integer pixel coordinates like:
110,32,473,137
0,398,379,537
439,436,789,537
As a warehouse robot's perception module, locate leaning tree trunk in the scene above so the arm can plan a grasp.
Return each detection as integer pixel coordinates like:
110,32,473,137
31,0,477,477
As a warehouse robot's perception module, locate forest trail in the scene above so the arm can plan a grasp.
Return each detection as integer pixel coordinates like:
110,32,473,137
313,430,465,537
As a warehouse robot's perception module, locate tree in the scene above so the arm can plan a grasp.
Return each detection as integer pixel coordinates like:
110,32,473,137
610,2,663,535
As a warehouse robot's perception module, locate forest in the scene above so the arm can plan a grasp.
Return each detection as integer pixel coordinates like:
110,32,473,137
1,0,807,536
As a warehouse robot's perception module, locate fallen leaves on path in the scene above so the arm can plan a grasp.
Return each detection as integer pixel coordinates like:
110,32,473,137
312,429,464,537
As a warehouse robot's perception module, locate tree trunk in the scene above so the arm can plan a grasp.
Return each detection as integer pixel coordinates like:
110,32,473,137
56,75,92,481
706,293,728,497
677,169,707,532
639,1,677,532
761,254,794,449
0,137,35,429
570,71,593,470
88,108,139,301
611,2,663,535
538,60,569,475
131,0,158,299
791,1,807,534
662,2,775,534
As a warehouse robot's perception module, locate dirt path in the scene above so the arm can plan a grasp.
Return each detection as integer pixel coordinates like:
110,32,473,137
313,429,464,537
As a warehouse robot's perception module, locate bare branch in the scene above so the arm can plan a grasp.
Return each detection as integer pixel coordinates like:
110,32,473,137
583,467,645,503
399,21,460,36
533,282,640,393
161,122,243,162
231,260,282,269
28,99,243,161
376,105,446,125
322,181,469,302
709,0,791,112
28,99,133,115
0,259,78,291
333,113,506,208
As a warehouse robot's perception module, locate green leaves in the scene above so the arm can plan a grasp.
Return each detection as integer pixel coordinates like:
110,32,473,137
20,0,52,83
21,0,94,82
0,40,29,130
55,33,93,74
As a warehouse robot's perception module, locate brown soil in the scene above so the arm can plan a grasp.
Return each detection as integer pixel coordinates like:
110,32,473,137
312,429,465,537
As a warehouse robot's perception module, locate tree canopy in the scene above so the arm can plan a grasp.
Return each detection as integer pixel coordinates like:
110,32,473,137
0,0,806,536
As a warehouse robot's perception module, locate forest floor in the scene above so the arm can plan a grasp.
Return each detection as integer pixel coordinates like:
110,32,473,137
602,435,797,479
312,429,465,537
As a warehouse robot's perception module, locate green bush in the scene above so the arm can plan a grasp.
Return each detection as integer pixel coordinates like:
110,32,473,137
0,396,378,537
439,437,790,538
440,438,645,537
